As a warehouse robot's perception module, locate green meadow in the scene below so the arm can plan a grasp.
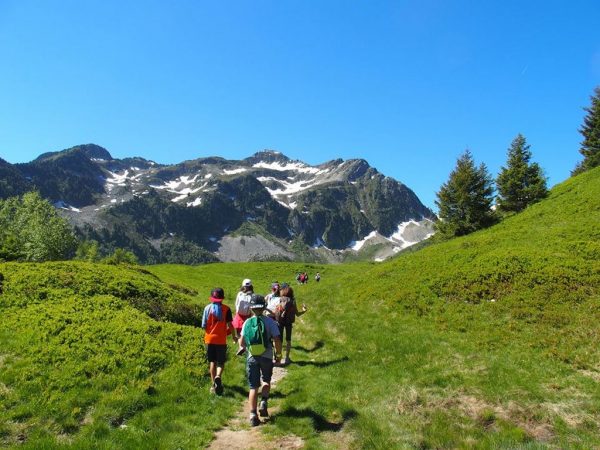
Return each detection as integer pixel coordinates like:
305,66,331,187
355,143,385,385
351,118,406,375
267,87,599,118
1,167,599,449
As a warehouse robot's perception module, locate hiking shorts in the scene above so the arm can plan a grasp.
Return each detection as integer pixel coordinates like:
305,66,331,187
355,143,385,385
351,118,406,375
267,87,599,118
206,344,227,365
246,356,273,389
278,323,293,343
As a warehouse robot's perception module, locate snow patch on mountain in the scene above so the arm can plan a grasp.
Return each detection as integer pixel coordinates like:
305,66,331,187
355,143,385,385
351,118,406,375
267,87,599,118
253,161,327,175
258,176,319,197
106,170,131,186
223,168,247,175
54,201,81,212
187,197,202,207
388,219,435,249
350,231,378,251
151,175,199,191
171,185,205,202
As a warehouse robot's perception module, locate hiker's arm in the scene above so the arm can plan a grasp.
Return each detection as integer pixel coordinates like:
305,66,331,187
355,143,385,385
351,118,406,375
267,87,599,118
295,303,308,317
227,322,238,342
294,302,308,316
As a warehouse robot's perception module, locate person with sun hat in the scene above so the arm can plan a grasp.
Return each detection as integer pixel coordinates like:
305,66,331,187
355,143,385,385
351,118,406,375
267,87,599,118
201,287,237,395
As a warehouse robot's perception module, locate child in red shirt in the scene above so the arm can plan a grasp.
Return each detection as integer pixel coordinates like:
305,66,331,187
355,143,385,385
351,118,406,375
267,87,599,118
201,287,237,395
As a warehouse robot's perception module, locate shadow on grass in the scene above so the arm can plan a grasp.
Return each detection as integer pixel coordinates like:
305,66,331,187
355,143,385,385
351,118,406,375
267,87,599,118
294,340,325,353
223,383,288,400
221,385,248,398
293,356,349,368
276,407,357,432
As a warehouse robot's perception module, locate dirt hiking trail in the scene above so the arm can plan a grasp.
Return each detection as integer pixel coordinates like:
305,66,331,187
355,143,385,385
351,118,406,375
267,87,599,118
207,365,304,450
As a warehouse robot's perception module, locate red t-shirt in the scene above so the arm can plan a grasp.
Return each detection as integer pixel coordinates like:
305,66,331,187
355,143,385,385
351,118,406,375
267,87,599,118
202,303,233,345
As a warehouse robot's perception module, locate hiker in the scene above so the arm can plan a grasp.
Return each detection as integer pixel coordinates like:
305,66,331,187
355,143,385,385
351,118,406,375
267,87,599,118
239,294,282,426
201,287,237,395
264,281,280,318
232,278,253,337
275,283,307,365
315,272,321,282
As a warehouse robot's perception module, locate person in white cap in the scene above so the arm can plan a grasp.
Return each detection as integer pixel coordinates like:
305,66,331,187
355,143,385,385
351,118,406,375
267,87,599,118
232,278,253,337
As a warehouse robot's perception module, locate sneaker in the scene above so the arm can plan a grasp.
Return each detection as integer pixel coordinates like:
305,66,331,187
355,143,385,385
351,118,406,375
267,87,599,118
249,413,260,427
209,386,216,394
258,399,268,417
284,357,291,365
214,376,223,396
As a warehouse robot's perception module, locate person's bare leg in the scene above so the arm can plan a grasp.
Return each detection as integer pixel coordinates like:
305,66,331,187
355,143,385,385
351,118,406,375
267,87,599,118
209,362,216,382
258,382,271,417
249,388,258,411
284,342,292,363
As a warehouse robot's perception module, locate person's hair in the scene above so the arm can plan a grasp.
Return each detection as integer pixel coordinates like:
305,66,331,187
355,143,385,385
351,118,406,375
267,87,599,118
279,285,294,299
240,285,252,293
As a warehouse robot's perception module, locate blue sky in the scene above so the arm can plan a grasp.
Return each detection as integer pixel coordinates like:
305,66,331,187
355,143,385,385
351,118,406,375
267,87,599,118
1,0,599,210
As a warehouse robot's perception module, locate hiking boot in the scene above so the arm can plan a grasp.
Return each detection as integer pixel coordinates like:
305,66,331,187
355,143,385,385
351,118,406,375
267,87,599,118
214,376,223,396
249,413,260,427
258,399,268,417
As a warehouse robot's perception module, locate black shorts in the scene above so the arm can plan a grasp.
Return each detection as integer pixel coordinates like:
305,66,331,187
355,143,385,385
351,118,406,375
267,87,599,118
278,323,293,343
206,344,227,365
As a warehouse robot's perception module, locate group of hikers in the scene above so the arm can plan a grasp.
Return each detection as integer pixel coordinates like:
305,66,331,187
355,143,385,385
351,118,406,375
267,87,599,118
296,271,320,284
201,277,308,426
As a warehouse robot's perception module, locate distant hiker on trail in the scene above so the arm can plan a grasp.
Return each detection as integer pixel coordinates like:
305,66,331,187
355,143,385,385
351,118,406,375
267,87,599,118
239,294,282,427
275,283,307,365
201,287,237,395
315,272,321,282
264,281,280,318
232,278,253,337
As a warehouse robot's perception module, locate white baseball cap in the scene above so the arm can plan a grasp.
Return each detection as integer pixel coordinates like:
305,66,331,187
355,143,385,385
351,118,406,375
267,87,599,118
242,278,252,287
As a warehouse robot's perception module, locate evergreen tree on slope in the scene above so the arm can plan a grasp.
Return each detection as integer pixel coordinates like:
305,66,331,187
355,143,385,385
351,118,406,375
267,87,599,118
435,150,496,238
496,134,548,214
573,86,600,175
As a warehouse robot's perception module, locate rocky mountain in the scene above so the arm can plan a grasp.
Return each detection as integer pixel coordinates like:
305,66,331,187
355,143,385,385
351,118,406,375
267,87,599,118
1,144,436,263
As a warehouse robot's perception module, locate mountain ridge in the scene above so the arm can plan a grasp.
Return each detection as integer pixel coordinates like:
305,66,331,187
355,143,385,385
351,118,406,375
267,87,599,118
1,143,436,263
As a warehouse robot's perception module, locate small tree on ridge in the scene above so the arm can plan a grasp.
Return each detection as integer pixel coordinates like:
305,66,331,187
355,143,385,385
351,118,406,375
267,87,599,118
435,150,496,238
496,134,548,214
573,86,600,175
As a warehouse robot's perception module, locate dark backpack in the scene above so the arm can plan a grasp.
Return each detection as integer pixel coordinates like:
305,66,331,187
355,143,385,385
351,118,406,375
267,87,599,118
275,296,295,326
242,316,267,356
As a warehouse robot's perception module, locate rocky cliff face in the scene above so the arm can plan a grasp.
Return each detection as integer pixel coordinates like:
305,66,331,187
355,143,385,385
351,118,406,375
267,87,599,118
2,144,436,263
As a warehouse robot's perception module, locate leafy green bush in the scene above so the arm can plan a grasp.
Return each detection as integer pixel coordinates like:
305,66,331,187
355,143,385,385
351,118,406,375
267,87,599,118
0,192,77,262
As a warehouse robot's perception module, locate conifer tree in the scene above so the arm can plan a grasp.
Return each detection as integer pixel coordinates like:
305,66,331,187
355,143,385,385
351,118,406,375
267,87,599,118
435,150,496,238
496,134,547,213
573,86,600,175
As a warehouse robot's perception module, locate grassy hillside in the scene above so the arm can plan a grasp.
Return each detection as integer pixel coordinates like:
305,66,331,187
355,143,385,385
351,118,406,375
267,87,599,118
151,169,600,448
0,168,598,448
0,263,244,448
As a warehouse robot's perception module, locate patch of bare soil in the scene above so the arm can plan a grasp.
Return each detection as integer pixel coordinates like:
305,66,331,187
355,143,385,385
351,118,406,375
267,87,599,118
579,369,600,382
207,366,304,450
